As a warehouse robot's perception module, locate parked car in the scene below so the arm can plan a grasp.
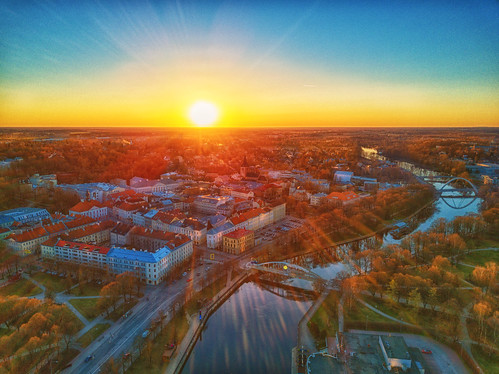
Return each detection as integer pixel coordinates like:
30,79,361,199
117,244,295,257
421,349,432,354
84,355,93,363
123,352,131,359
142,330,150,338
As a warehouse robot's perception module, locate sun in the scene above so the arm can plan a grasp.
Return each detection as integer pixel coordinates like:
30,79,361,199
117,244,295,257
188,101,219,127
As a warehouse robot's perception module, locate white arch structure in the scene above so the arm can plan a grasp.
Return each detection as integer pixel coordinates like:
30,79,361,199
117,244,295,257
247,261,323,281
439,177,478,195
439,177,478,209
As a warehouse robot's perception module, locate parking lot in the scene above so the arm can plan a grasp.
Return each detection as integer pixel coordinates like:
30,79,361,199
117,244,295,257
254,216,306,244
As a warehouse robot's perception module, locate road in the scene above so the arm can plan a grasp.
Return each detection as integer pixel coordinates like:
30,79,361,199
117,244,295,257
68,262,214,374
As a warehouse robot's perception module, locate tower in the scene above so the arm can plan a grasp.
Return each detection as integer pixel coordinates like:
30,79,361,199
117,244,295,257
240,155,249,178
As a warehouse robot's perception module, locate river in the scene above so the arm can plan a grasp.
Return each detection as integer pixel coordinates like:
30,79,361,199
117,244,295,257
181,282,312,374
182,155,481,373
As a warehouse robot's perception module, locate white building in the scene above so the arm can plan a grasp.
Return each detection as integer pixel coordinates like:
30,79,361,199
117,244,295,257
69,200,109,220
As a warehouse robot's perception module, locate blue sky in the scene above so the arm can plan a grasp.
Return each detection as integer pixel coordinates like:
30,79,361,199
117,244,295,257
1,0,498,126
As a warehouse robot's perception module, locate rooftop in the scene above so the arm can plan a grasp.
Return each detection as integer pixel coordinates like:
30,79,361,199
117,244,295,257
224,228,253,239
55,239,110,254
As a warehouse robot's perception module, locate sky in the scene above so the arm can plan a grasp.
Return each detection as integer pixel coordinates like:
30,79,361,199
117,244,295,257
1,0,498,127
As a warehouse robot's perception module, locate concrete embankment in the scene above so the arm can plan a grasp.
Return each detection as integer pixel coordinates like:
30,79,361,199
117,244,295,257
166,271,251,374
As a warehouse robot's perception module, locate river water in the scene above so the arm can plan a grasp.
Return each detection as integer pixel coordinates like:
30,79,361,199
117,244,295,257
181,282,312,374
182,156,481,374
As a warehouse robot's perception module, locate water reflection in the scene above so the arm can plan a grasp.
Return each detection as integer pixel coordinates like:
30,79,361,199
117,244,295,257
182,282,312,374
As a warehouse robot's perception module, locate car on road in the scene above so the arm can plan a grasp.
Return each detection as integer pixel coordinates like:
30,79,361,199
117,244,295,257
123,352,131,359
182,272,187,277
142,330,150,338
84,355,94,363
186,278,192,282
421,349,432,354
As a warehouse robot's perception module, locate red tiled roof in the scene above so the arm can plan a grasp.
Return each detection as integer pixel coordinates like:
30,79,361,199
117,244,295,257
43,222,67,235
41,235,71,247
107,190,136,200
116,201,145,211
130,226,177,241
64,216,96,229
55,239,110,254
68,222,112,239
69,200,103,213
224,228,253,239
7,226,48,243
0,227,10,234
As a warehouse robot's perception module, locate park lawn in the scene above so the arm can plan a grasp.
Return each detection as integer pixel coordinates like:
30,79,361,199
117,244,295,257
465,236,499,251
31,272,67,293
471,344,499,374
0,278,42,297
77,323,110,348
308,291,340,344
128,311,189,374
109,299,139,322
69,298,100,321
460,250,499,267
345,300,393,324
361,295,449,330
69,282,103,296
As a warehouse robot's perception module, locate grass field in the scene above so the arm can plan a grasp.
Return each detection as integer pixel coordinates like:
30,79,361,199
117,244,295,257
69,282,104,297
77,323,111,348
361,295,460,334
69,298,100,321
31,272,67,293
308,291,340,343
460,250,499,267
471,344,499,374
127,312,190,374
0,278,42,297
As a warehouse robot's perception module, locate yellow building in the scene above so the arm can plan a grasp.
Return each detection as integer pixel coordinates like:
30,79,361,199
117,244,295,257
222,228,255,255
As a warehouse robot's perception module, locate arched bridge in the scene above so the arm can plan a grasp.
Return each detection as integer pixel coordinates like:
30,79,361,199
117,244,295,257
425,176,478,209
246,261,323,282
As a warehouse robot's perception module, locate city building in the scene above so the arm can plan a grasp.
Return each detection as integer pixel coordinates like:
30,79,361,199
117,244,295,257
69,200,110,220
0,207,51,227
333,171,354,185
41,234,193,286
107,234,193,285
193,195,233,215
58,183,123,202
110,222,133,246
325,191,360,205
41,239,110,268
206,221,236,249
223,228,254,255
129,177,169,194
69,221,115,244
310,192,327,206
29,174,58,189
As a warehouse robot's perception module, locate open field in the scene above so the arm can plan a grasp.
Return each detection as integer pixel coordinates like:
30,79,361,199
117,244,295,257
69,282,104,296
459,250,499,267
31,272,67,293
0,278,42,297
69,298,100,321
